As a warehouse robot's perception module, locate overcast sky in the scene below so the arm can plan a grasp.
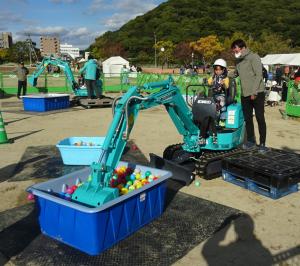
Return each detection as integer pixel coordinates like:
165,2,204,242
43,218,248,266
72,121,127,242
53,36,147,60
0,0,166,49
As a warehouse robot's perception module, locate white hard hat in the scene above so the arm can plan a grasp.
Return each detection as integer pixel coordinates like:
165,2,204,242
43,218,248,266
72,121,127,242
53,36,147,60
213,59,227,68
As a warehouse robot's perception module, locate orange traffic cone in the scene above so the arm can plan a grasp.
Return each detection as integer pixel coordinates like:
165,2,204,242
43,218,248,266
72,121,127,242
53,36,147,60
0,110,8,144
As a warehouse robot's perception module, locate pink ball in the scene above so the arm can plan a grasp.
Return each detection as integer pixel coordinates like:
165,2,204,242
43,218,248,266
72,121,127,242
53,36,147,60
66,188,74,194
27,193,34,201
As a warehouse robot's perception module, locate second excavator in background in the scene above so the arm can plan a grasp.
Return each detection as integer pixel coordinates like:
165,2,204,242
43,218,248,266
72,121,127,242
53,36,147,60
28,56,113,108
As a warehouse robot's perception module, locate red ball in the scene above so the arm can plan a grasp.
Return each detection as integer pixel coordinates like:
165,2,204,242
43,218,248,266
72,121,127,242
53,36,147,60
27,193,35,201
132,144,138,151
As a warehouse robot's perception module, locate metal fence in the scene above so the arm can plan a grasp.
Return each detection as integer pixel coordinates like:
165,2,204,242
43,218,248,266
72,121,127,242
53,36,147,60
0,72,208,97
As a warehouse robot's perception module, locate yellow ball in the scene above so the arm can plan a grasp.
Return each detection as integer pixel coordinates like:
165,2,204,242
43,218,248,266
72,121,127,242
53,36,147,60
121,188,128,195
135,173,141,180
141,179,148,185
136,183,142,189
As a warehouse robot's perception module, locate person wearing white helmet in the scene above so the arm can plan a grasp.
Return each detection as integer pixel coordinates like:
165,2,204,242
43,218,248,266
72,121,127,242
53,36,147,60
200,58,229,145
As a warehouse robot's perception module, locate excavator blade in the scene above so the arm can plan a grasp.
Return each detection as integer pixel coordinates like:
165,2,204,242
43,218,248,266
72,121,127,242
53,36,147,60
149,153,195,185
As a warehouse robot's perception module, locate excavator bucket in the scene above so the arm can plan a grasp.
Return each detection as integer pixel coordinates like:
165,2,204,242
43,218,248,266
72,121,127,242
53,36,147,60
71,162,119,207
72,183,119,207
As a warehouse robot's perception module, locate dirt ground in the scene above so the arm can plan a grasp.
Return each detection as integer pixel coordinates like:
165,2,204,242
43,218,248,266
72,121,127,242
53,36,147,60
0,95,300,265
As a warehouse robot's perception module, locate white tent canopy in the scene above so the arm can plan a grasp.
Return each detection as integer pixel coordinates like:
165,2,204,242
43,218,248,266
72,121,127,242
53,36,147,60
102,56,129,77
261,53,300,66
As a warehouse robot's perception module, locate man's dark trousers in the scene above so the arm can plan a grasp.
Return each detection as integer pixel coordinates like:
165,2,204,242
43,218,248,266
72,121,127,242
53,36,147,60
241,92,266,145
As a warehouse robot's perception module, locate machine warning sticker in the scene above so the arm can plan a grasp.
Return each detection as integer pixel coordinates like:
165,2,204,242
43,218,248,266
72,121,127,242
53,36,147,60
227,110,235,125
140,193,146,202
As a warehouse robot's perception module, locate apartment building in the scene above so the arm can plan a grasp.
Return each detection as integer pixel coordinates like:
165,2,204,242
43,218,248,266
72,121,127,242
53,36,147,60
0,32,13,48
40,36,60,56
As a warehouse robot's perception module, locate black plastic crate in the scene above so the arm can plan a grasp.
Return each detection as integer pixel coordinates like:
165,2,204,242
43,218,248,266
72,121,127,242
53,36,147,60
222,148,300,199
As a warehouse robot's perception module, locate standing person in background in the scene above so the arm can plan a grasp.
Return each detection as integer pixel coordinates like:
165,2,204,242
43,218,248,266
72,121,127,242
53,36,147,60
13,62,29,99
79,55,100,99
281,66,291,102
275,65,282,86
231,39,267,151
121,65,130,85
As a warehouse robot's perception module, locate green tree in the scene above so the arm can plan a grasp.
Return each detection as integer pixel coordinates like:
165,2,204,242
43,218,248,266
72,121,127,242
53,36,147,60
154,40,175,68
257,32,292,56
0,49,9,64
7,41,31,63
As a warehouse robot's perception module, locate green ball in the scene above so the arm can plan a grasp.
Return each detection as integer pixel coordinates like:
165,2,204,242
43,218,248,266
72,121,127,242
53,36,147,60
195,180,201,187
145,171,151,177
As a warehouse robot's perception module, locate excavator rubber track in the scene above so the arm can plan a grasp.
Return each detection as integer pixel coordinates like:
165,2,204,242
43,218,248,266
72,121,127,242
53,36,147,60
150,143,246,184
193,147,246,179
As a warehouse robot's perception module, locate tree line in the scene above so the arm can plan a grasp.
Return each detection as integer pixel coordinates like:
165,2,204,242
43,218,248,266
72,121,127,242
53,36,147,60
89,0,300,65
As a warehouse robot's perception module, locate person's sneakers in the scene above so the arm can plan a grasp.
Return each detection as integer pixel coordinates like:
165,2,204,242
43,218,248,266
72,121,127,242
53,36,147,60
242,141,256,150
257,143,269,153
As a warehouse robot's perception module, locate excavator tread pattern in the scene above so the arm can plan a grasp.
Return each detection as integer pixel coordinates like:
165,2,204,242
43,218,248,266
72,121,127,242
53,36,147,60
195,147,245,179
163,143,246,179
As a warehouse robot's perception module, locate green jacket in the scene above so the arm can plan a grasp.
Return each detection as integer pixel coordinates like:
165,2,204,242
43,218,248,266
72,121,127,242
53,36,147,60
79,59,99,80
236,48,265,97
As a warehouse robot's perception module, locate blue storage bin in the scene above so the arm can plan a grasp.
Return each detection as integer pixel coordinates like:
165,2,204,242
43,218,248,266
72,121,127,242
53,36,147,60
56,137,105,165
27,162,172,255
22,94,70,112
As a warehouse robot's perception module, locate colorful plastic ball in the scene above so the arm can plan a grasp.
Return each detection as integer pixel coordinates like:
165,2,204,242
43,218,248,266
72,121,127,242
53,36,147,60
134,180,141,186
128,185,135,191
136,183,142,189
145,171,151,177
131,144,138,151
66,188,74,194
121,188,128,195
112,175,118,180
135,173,141,180
130,174,136,181
134,168,141,174
195,180,201,187
27,193,35,201
127,181,133,186
141,179,148,185
126,167,133,174
117,184,124,190
71,185,77,191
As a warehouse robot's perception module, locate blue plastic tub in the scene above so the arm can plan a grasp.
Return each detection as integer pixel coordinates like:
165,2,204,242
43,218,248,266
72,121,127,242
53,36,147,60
27,162,172,255
22,93,70,112
56,137,105,165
